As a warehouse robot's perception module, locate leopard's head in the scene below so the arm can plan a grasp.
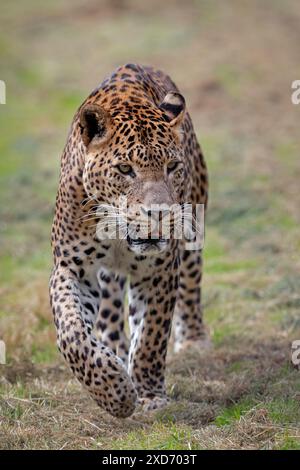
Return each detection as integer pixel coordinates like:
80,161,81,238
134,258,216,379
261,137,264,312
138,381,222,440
80,92,186,254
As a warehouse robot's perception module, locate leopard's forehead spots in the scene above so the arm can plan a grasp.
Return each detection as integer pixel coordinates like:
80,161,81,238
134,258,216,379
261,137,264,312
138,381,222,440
112,110,171,145
87,64,174,133
97,107,179,172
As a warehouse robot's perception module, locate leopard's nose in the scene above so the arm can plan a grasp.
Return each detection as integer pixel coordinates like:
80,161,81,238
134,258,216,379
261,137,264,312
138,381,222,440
140,206,170,222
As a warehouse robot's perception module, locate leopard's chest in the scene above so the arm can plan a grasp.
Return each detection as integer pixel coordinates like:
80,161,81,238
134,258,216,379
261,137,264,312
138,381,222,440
78,239,154,277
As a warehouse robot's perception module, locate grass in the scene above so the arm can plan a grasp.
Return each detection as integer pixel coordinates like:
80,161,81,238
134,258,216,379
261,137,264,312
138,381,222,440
214,399,255,427
0,0,300,450
106,423,197,450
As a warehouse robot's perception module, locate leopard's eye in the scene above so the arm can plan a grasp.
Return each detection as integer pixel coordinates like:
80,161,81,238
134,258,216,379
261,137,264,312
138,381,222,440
167,161,179,173
117,163,133,175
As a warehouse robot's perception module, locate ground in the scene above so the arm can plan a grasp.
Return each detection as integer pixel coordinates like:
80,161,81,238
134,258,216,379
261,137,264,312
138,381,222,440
0,0,300,450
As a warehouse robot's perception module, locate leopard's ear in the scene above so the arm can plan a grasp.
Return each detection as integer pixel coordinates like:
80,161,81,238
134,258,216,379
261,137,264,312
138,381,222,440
79,104,112,148
159,92,186,126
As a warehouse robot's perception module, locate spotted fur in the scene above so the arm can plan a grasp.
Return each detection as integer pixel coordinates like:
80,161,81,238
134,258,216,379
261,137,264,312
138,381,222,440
50,64,210,418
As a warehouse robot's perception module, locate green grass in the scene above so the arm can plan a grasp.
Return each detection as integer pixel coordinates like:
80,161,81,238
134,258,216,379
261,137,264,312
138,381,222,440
215,398,300,429
215,64,242,99
206,257,259,274
0,401,25,421
266,399,300,426
214,399,255,427
106,423,197,450
212,324,240,346
31,344,59,364
277,435,300,450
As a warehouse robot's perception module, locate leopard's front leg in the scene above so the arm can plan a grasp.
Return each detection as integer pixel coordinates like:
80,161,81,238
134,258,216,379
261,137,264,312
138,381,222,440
128,256,178,411
50,266,137,418
95,269,129,366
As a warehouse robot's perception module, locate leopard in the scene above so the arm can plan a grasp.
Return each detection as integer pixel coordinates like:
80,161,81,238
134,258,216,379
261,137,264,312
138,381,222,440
49,63,210,418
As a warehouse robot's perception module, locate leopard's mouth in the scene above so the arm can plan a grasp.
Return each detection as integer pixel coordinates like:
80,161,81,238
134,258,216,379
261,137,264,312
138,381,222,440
126,235,168,254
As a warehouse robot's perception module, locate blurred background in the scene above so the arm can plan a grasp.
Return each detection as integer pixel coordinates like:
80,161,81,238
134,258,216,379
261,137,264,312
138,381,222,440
0,0,300,450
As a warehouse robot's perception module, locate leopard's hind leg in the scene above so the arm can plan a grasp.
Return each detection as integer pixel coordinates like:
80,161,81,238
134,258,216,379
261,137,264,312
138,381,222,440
173,247,211,353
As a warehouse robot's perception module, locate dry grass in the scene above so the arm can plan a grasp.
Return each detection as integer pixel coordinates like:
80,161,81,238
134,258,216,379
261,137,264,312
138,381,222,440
0,0,300,449
1,339,299,449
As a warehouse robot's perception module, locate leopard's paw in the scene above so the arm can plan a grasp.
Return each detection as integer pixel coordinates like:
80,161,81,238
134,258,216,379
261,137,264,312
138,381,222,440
136,395,170,413
174,328,212,354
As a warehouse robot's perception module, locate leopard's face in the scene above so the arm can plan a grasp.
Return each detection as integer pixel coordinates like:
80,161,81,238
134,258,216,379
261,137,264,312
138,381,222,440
80,93,186,254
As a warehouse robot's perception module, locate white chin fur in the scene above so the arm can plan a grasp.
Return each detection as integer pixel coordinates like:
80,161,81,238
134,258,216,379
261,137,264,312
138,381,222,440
128,241,168,255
